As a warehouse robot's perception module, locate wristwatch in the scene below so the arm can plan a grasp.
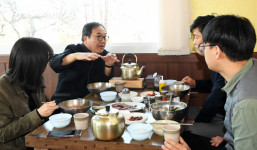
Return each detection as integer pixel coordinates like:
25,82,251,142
105,64,113,68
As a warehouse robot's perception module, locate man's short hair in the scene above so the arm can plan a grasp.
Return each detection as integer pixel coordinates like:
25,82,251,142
81,22,106,41
203,15,256,61
190,15,215,33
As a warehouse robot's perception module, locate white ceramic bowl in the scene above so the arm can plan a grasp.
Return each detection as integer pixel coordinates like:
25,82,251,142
118,91,138,98
131,96,144,103
127,123,153,141
100,91,117,102
124,113,148,125
49,113,72,128
150,120,178,136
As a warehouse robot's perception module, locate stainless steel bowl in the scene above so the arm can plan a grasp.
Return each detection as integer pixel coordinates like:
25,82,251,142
58,98,91,115
87,82,114,95
161,84,190,99
150,101,187,122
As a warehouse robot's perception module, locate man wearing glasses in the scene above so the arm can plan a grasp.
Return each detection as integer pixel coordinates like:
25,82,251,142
50,22,119,104
162,15,257,150
182,15,226,138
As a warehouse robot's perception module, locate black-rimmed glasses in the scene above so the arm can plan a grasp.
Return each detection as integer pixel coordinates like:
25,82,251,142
198,43,215,53
91,35,109,41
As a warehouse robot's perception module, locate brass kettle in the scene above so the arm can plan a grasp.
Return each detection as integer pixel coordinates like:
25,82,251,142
120,53,145,80
91,106,125,140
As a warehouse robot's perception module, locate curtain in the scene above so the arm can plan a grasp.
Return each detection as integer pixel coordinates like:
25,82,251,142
158,0,190,55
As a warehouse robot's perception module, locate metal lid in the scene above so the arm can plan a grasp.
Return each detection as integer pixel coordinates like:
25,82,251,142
96,107,119,116
123,60,136,68
122,88,130,94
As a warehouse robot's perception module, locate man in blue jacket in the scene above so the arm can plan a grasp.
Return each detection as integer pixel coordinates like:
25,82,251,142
50,22,119,104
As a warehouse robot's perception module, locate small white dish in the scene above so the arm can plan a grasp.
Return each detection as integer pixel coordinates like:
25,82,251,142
124,113,148,125
127,123,153,141
100,91,117,102
150,120,179,136
131,96,144,103
49,113,72,128
118,91,138,98
140,91,160,97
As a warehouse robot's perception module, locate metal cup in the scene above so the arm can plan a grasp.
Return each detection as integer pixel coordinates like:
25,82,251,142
144,96,155,107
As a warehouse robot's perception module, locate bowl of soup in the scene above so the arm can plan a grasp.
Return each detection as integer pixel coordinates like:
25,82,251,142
58,98,91,115
150,101,187,122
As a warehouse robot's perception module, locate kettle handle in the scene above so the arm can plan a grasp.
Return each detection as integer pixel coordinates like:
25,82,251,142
121,53,137,65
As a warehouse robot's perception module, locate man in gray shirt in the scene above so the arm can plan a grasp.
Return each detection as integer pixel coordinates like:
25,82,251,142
162,15,257,150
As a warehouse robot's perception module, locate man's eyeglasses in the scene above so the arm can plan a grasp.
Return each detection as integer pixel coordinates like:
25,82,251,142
91,35,109,41
198,43,215,53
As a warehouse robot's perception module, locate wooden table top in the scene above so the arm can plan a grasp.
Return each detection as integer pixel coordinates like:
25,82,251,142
25,90,171,150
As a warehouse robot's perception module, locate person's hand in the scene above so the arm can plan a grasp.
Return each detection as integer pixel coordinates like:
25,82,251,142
161,137,191,150
101,53,120,66
182,76,196,88
37,101,59,117
210,136,223,147
74,52,101,61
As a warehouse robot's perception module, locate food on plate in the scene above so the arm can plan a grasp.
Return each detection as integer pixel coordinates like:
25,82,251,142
146,91,156,96
128,116,143,121
69,105,86,109
111,103,137,110
140,91,160,97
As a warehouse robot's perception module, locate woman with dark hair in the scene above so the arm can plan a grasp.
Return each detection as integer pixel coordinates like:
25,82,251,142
0,37,59,150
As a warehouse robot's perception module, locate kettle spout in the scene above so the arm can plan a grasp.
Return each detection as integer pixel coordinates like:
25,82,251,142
137,66,145,77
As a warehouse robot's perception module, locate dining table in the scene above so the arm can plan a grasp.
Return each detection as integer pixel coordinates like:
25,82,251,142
25,88,190,150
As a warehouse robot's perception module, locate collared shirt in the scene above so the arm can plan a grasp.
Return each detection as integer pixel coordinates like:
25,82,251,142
223,59,257,150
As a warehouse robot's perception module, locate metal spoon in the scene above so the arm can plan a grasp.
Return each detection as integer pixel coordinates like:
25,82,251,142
166,92,173,111
150,122,193,126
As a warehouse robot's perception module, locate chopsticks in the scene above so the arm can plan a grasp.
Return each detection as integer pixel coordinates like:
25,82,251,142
150,122,193,126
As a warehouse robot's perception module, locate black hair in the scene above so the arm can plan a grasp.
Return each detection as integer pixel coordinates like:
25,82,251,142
7,37,54,92
190,15,216,33
203,15,256,61
81,22,106,41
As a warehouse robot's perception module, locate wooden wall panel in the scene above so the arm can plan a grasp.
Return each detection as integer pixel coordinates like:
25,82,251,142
43,65,58,101
0,55,9,76
0,63,6,76
114,53,211,81
1,53,257,107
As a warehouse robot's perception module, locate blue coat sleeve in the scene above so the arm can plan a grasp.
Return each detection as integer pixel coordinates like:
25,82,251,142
194,72,226,122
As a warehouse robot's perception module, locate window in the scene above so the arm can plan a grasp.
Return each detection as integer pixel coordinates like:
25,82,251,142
0,0,158,54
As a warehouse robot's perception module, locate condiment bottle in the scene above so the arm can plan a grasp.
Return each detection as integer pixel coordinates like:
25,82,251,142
159,76,166,92
121,88,131,102
115,81,125,92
